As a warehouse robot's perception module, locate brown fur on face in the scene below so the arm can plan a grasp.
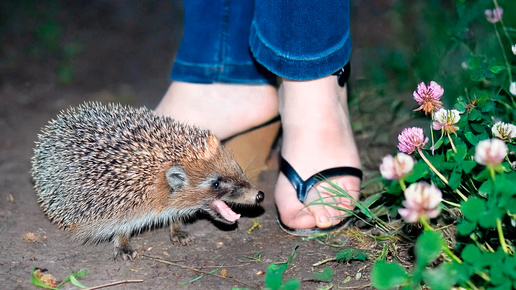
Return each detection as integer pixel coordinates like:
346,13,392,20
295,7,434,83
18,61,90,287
152,137,258,215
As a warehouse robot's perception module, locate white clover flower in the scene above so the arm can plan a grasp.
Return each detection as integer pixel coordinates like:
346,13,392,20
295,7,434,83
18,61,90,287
492,121,516,141
379,153,415,180
510,82,516,96
474,139,508,166
398,182,442,223
512,44,516,56
432,108,460,134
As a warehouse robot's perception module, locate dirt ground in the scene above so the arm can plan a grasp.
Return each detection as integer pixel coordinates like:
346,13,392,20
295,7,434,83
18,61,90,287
0,1,404,289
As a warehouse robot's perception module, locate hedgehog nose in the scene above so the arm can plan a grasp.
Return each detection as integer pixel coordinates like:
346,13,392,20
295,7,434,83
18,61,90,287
256,191,264,203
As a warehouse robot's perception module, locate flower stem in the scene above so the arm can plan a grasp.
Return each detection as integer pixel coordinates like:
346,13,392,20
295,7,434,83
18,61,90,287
417,147,448,184
420,217,462,264
447,133,457,154
399,179,407,191
430,122,436,155
419,216,433,231
488,166,496,182
496,218,509,254
442,199,461,207
417,147,468,201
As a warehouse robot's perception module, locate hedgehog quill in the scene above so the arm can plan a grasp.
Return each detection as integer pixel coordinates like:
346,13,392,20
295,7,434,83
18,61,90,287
31,102,264,260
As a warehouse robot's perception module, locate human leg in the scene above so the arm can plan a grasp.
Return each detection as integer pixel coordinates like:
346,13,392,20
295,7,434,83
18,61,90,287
275,76,361,230
250,0,361,230
156,0,278,139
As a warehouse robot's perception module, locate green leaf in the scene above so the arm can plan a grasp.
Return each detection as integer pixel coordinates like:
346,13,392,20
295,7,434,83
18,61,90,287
503,198,516,213
461,160,477,174
461,198,486,222
264,245,298,290
265,263,288,290
447,143,467,162
30,267,58,290
415,231,443,269
311,268,333,282
385,180,402,195
361,192,382,209
335,249,368,263
69,275,88,289
448,167,462,190
450,262,474,284
457,219,477,236
423,262,457,290
478,207,504,229
478,180,493,198
468,109,481,121
461,244,482,264
474,168,490,182
489,65,505,74
405,161,429,183
56,269,88,289
464,131,478,145
282,278,301,290
490,281,513,290
469,69,484,81
479,248,507,268
371,261,409,290
432,136,445,150
490,263,507,286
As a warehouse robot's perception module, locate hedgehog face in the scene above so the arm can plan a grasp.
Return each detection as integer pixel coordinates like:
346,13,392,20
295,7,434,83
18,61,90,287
161,146,264,224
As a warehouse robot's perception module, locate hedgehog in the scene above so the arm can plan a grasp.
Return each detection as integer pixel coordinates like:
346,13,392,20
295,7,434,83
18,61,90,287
31,102,264,260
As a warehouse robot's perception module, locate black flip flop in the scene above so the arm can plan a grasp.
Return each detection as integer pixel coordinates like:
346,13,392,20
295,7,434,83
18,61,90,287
277,157,363,236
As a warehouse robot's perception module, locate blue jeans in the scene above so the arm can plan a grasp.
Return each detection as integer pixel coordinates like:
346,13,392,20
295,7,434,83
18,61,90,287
171,0,351,84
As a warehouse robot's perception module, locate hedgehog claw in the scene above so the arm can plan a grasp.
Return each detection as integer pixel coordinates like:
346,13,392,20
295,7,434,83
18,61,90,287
170,223,195,246
115,247,138,261
113,235,138,260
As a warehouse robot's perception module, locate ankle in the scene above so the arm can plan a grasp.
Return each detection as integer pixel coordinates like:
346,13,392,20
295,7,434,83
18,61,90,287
156,82,279,139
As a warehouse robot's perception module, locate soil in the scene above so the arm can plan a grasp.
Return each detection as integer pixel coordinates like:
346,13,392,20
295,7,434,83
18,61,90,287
0,1,404,289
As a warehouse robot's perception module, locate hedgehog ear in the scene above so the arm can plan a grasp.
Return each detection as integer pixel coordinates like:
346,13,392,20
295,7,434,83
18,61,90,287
166,165,188,192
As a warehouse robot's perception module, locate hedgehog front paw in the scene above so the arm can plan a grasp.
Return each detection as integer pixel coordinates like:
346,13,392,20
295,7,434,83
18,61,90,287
114,245,138,261
170,223,195,246
113,235,138,260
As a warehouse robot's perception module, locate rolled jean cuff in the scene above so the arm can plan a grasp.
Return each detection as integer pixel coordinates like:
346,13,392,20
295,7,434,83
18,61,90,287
249,23,352,81
171,60,277,85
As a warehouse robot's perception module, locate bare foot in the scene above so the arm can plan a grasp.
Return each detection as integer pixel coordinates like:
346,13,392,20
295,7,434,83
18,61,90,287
155,82,279,140
275,76,361,229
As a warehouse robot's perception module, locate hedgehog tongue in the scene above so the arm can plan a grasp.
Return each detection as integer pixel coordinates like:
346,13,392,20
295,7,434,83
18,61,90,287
211,200,241,223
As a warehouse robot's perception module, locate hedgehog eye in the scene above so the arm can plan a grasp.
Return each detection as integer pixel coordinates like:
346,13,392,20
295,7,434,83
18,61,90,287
212,180,220,189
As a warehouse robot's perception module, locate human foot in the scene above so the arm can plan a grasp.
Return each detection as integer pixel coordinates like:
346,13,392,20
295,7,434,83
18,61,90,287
275,76,362,230
155,82,278,140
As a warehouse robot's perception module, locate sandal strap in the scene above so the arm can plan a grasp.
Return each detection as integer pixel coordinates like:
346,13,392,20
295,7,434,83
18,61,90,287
332,61,351,87
280,157,363,203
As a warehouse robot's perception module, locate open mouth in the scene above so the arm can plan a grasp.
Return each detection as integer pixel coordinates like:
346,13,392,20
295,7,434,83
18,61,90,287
209,199,241,224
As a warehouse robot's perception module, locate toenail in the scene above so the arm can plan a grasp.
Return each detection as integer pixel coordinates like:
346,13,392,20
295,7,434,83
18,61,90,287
319,216,330,223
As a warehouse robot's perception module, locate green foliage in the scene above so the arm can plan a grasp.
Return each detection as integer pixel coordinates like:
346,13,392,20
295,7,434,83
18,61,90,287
30,267,88,289
371,0,516,289
335,248,368,263
371,261,410,290
311,268,333,282
264,245,300,290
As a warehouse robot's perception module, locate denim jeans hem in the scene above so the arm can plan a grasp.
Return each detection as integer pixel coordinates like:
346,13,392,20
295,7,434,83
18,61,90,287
171,60,277,85
249,22,352,81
